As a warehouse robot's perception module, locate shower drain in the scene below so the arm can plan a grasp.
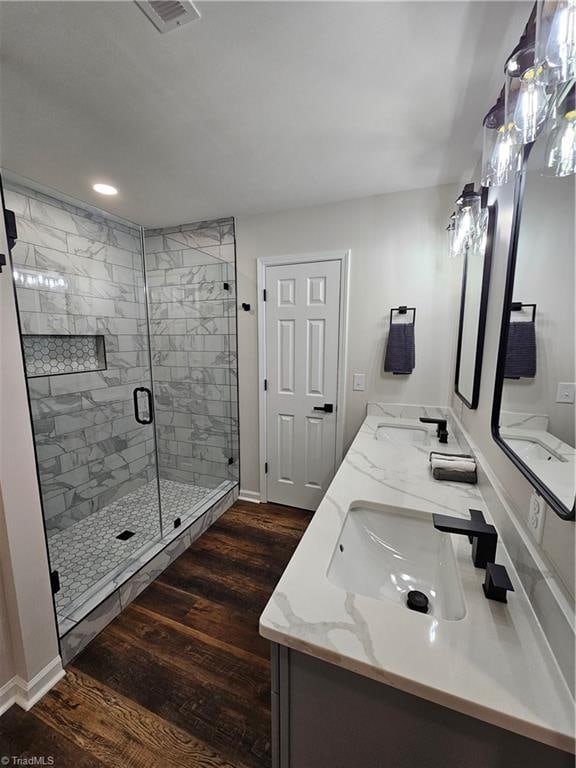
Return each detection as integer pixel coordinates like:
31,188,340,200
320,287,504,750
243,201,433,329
116,530,135,541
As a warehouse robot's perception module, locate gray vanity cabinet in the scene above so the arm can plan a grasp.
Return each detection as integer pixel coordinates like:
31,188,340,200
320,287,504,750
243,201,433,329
271,643,572,768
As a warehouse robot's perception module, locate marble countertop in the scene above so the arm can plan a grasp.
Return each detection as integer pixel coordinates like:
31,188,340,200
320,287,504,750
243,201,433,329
259,405,575,753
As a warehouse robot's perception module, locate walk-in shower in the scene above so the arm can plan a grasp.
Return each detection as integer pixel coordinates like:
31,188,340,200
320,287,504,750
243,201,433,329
6,182,239,637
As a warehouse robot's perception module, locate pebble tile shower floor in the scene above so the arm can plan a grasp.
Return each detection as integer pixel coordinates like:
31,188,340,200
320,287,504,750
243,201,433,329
50,479,216,620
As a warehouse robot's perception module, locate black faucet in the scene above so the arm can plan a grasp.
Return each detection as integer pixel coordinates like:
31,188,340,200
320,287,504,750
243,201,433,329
419,417,449,444
433,509,497,568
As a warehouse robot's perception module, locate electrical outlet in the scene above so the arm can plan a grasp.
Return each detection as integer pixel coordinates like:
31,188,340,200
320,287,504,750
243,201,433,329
352,373,366,391
556,382,575,404
528,490,546,544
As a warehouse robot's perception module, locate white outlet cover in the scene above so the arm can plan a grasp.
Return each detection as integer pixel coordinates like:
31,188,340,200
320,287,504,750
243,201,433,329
556,382,575,404
528,490,546,544
352,373,366,391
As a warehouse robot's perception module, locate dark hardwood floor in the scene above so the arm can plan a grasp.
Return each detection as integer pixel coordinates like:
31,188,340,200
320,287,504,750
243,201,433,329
0,500,311,768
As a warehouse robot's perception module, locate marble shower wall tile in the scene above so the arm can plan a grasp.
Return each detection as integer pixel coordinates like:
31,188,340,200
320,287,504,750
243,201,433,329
144,217,239,489
6,183,155,537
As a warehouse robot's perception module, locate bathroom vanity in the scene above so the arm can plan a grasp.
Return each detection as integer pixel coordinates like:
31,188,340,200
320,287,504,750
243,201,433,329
260,404,575,768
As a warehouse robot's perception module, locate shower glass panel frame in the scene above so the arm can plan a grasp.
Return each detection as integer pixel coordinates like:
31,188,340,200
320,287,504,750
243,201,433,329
6,180,239,638
6,182,164,632
144,217,239,527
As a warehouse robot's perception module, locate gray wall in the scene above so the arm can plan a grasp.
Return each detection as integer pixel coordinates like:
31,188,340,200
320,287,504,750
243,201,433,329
144,219,239,490
235,183,461,496
7,185,156,536
0,198,61,700
453,179,575,598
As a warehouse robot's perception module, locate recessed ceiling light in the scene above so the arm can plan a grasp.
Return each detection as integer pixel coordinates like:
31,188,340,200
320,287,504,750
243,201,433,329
92,183,118,196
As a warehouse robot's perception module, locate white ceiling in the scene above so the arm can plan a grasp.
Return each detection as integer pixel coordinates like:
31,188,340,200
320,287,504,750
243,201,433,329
0,1,530,227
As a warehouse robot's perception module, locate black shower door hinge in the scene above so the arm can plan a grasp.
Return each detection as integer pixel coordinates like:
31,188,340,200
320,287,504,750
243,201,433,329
223,282,230,291
0,206,17,272
50,570,61,595
228,457,234,465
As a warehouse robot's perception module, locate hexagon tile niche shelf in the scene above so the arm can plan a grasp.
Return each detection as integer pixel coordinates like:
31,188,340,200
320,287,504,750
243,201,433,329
22,335,107,378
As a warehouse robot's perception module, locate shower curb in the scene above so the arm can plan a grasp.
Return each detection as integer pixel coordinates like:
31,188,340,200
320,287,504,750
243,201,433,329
59,484,239,666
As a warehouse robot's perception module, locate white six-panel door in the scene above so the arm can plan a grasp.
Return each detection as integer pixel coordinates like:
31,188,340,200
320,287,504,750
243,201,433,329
264,260,341,509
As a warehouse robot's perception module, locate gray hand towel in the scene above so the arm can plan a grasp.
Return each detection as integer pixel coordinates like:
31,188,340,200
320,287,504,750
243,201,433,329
504,321,536,378
384,322,415,375
433,467,477,484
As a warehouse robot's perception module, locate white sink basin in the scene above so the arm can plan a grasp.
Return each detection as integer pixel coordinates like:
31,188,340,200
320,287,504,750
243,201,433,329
327,503,466,621
375,423,429,445
503,436,564,463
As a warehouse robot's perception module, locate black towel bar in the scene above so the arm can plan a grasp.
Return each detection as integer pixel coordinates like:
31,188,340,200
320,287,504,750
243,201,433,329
510,302,536,323
390,306,416,326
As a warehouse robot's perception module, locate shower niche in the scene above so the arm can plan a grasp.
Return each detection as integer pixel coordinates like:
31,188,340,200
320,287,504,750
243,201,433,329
6,181,239,648
23,334,107,377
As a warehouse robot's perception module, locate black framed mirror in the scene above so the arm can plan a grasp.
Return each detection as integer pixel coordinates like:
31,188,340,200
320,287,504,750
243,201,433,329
492,136,575,521
454,193,495,409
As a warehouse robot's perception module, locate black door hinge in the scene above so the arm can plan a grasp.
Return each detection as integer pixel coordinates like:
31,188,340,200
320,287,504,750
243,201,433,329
265,462,268,474
264,379,267,391
263,289,267,301
0,207,17,273
228,457,234,465
50,570,61,595
174,517,182,529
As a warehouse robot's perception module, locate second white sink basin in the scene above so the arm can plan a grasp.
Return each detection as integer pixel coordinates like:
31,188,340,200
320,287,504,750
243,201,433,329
375,423,430,445
503,435,564,463
327,503,466,621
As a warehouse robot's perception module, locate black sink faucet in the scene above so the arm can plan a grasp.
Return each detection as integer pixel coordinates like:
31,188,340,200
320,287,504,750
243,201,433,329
420,417,449,444
433,509,497,568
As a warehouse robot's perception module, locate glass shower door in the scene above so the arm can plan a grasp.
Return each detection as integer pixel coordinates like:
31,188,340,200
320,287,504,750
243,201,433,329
5,182,163,634
144,216,239,528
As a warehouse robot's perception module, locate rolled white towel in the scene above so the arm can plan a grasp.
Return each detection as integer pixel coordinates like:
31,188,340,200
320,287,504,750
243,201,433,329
429,452,474,463
431,457,476,472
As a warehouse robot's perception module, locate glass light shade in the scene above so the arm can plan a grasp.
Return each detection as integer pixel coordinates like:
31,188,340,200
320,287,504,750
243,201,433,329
481,93,522,186
544,85,576,175
447,213,459,258
506,44,551,143
481,112,522,186
536,0,576,84
451,187,482,257
471,206,489,256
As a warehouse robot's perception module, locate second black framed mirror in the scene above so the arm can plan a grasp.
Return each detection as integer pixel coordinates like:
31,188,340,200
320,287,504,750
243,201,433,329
492,135,575,521
454,189,495,410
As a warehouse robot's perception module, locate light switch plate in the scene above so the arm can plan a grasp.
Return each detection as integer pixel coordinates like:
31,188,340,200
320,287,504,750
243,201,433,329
528,490,546,544
352,373,366,391
556,382,575,404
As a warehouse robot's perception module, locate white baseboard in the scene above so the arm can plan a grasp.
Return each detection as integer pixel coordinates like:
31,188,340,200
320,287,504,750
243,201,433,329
0,656,65,715
238,489,261,503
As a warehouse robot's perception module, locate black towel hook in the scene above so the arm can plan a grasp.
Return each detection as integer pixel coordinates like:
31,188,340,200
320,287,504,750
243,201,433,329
510,302,536,323
390,306,416,326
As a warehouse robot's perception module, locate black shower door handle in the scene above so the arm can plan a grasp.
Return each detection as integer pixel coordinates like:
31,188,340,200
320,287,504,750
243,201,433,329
133,387,153,425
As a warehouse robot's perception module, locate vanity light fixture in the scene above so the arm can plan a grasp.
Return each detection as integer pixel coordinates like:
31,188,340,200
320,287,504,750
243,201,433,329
92,182,118,196
447,212,459,259
506,42,551,144
545,83,576,175
536,0,576,85
455,184,481,254
448,185,484,258
481,93,522,187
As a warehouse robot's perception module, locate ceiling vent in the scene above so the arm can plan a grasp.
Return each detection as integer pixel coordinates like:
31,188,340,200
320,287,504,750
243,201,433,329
135,1,201,33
